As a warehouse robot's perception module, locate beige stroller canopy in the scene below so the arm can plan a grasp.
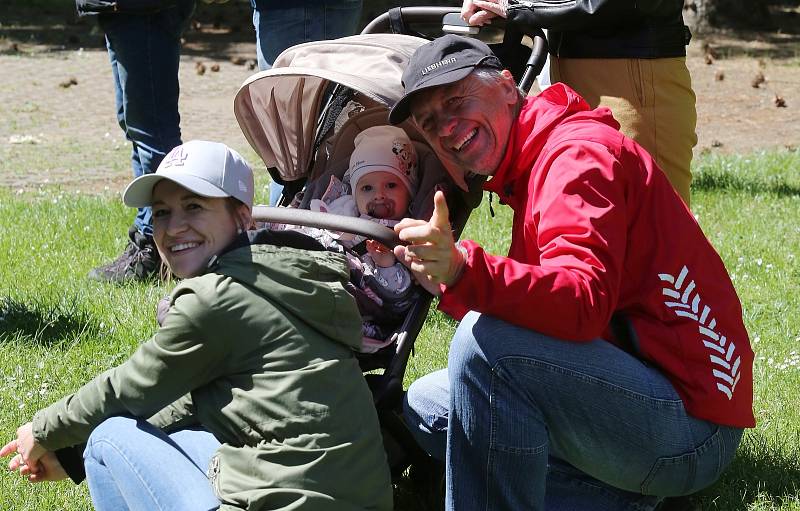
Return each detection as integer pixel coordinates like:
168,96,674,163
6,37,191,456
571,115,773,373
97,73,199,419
234,33,428,185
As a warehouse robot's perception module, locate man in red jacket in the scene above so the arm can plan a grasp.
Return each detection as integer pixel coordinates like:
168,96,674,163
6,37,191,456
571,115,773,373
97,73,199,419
389,35,753,511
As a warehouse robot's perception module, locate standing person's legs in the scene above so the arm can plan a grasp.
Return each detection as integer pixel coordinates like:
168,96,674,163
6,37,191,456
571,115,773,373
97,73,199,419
90,3,193,283
251,0,363,206
551,57,696,206
84,416,221,511
410,312,742,511
251,0,362,70
100,3,192,236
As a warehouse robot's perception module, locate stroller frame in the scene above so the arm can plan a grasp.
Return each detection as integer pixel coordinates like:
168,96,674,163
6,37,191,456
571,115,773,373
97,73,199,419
234,7,548,478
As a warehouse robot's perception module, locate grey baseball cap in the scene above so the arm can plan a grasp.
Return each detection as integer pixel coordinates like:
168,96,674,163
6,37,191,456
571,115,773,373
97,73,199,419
389,34,503,125
123,140,255,208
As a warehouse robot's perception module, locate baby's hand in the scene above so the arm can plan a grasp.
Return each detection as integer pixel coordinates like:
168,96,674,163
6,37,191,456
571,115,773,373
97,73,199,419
366,240,396,268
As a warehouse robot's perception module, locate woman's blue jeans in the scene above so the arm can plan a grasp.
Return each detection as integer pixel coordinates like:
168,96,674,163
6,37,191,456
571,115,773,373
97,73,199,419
84,416,221,511
404,311,743,511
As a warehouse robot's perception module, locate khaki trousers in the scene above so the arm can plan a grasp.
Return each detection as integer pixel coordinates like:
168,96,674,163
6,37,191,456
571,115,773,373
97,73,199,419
551,57,697,206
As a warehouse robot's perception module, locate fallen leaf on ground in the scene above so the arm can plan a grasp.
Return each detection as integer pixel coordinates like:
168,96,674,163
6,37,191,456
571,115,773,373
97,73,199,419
58,77,78,88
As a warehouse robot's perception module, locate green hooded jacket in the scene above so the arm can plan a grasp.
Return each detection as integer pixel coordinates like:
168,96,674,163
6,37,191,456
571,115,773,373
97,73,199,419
32,241,393,510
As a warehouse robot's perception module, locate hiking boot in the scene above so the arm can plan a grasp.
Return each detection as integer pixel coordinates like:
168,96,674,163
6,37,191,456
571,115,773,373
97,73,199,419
88,226,161,284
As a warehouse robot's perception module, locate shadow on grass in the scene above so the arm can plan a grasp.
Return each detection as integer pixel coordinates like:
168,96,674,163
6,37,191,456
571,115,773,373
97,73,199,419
0,296,100,347
692,169,800,197
686,429,800,510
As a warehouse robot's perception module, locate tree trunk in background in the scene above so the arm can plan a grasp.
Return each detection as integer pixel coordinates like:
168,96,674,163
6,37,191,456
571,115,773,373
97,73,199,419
684,0,773,33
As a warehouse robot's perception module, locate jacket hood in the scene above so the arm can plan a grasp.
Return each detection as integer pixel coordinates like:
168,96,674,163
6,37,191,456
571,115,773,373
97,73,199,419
210,233,363,351
485,83,620,197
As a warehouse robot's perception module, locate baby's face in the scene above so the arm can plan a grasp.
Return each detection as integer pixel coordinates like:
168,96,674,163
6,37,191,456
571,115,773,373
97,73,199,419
354,170,411,220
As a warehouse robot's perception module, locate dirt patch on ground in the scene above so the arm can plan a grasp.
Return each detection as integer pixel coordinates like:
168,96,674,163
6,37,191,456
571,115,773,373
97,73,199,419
0,2,798,194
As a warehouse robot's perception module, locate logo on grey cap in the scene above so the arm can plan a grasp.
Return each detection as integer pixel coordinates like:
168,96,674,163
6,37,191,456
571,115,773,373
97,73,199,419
161,147,189,168
421,57,457,76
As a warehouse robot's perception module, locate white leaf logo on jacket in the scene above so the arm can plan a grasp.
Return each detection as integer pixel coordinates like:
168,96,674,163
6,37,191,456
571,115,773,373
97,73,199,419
659,266,742,400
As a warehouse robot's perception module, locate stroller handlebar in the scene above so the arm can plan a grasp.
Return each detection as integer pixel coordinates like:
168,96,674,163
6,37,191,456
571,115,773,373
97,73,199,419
252,206,401,248
361,7,548,96
361,7,461,35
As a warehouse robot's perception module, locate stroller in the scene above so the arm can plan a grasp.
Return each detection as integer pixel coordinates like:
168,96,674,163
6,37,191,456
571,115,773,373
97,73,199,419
233,6,547,480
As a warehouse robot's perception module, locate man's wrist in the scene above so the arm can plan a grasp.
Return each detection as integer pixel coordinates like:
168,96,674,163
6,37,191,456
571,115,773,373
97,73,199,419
447,241,469,287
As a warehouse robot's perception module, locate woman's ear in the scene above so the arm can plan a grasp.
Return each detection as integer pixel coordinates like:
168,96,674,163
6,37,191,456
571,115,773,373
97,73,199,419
238,205,253,231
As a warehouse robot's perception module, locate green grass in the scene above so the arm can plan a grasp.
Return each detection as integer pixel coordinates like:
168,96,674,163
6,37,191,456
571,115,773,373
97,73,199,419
1,149,799,509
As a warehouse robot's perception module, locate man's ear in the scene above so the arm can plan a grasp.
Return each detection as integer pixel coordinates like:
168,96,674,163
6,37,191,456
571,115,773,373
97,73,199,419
499,69,518,105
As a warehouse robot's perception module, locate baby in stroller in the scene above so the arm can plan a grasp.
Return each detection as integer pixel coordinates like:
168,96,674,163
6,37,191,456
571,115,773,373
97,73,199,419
266,125,422,353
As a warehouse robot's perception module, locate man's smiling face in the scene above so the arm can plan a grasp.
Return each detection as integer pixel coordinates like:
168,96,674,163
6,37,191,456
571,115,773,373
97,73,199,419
410,69,519,188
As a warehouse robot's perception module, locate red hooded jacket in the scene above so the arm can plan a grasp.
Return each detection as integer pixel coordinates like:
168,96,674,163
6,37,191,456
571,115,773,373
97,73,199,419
439,83,754,428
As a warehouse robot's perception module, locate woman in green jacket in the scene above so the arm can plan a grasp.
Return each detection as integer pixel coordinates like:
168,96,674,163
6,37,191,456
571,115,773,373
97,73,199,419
2,140,393,511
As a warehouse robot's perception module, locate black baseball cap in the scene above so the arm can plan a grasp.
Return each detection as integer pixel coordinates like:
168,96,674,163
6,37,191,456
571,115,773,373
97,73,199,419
389,34,503,125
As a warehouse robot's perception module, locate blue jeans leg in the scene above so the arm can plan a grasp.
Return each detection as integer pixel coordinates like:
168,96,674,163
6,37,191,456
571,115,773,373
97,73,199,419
403,368,449,462
251,0,362,206
404,375,663,511
84,416,221,511
405,311,743,511
251,0,363,70
99,2,193,237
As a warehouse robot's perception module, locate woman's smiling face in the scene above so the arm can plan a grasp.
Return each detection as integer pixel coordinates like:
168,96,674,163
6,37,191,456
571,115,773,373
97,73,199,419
151,180,240,279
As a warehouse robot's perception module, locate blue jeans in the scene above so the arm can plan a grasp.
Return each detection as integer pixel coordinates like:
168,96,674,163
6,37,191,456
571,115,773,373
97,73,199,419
404,311,743,511
251,0,362,206
84,416,221,511
98,2,193,237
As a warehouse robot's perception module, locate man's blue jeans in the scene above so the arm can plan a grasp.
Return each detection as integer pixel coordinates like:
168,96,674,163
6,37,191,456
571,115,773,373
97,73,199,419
251,0,362,206
98,2,193,237
404,311,743,511
84,416,221,511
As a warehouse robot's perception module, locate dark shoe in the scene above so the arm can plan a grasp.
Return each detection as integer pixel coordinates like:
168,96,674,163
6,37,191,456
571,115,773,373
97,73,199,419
88,226,161,284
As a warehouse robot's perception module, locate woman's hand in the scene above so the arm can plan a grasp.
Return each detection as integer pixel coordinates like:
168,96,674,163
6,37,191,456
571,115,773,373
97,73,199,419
461,0,508,26
1,423,49,480
4,447,67,483
393,191,466,296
